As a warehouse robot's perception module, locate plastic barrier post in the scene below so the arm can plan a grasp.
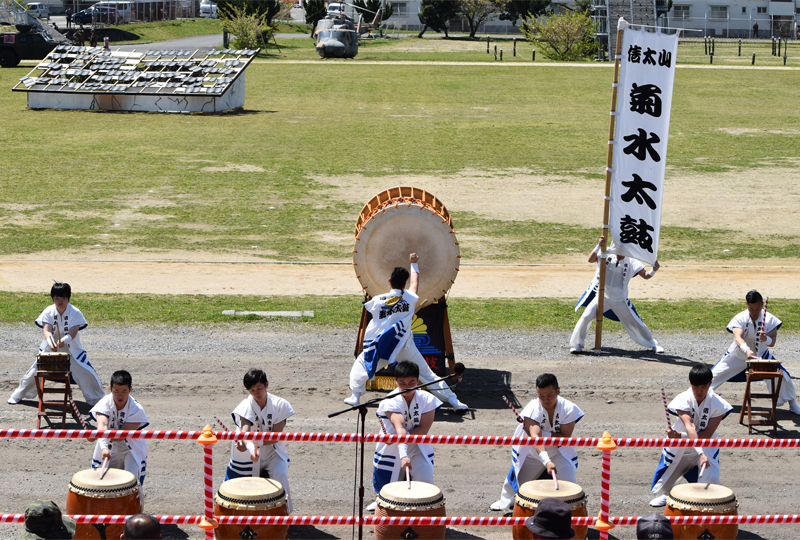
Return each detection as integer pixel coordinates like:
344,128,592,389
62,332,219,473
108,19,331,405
595,431,617,539
197,425,218,539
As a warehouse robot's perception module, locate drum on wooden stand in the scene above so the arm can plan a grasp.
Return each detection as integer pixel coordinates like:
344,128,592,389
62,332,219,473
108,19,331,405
66,468,142,540
374,481,446,540
512,480,588,540
353,186,460,309
36,352,72,372
665,483,738,540
214,477,289,540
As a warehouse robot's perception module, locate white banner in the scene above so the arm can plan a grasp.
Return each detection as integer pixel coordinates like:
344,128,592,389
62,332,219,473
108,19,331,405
609,22,679,266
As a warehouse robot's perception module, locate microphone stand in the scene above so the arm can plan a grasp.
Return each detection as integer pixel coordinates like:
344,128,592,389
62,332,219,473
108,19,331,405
328,371,463,540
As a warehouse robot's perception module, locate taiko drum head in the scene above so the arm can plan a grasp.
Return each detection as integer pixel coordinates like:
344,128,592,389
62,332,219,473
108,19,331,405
353,187,460,308
516,480,587,511
667,483,738,512
216,477,287,511
69,468,139,498
377,481,445,511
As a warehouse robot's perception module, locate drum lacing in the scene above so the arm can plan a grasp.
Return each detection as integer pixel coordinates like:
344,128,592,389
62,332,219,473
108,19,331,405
668,495,737,508
517,493,586,506
217,491,286,506
377,493,444,509
69,482,137,495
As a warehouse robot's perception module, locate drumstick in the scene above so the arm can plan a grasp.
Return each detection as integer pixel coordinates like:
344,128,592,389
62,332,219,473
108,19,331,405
405,465,411,490
552,470,559,491
502,395,523,423
47,335,57,351
661,388,672,431
699,462,707,478
99,457,110,479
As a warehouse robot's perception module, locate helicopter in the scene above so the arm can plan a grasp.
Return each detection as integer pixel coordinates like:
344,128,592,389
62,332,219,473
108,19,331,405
315,2,382,59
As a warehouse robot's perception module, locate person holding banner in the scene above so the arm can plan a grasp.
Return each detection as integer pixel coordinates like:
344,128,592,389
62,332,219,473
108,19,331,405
649,364,732,507
710,290,800,415
344,253,468,411
569,236,663,354
489,373,584,512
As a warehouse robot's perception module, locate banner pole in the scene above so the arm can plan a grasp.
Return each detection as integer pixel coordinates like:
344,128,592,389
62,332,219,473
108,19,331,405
594,23,625,353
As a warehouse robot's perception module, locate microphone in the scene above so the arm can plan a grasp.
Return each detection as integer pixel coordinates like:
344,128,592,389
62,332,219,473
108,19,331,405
453,362,465,376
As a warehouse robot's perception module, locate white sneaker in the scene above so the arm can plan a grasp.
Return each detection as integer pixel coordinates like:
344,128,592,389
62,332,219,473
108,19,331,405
789,400,800,415
569,346,582,354
489,500,512,512
649,494,667,507
366,501,377,512
653,344,665,354
344,392,362,406
448,397,469,411
7,396,20,405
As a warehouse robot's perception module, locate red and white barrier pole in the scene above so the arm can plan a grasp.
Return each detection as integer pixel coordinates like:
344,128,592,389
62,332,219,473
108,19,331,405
595,431,616,539
196,426,218,538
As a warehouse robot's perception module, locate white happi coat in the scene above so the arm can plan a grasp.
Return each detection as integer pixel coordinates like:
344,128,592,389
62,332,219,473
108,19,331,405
362,289,418,379
373,389,442,494
650,388,732,491
712,309,794,406
225,394,295,478
90,394,150,485
575,255,645,307
508,396,584,490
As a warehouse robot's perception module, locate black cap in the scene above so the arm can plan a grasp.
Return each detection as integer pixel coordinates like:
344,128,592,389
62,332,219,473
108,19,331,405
637,513,674,540
525,498,575,539
20,500,76,540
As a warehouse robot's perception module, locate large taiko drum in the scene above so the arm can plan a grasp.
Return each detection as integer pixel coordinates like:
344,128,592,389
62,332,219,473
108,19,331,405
214,477,289,540
66,468,142,540
374,481,446,540
353,187,460,308
512,480,588,540
665,483,739,540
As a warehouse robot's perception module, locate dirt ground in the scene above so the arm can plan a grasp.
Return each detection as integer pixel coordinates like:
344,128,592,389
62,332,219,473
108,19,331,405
1,326,800,540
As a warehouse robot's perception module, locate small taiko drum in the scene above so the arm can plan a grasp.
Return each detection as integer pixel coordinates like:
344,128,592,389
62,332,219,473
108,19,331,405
214,477,289,540
512,480,588,540
374,481,446,540
66,468,142,540
665,483,739,540
36,351,71,372
353,187,460,309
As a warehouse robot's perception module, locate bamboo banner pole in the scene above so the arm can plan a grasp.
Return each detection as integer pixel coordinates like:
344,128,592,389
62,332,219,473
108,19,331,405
594,23,626,353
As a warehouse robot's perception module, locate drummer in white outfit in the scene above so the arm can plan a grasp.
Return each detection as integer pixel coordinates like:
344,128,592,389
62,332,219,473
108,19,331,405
570,236,663,354
8,282,104,406
345,253,467,411
711,289,800,415
490,373,585,512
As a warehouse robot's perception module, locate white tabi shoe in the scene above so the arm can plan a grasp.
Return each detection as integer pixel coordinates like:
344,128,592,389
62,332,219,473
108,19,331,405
649,494,667,507
653,344,665,354
569,345,582,354
7,396,20,405
366,501,377,512
448,397,469,411
344,392,362,406
788,400,800,415
489,500,512,512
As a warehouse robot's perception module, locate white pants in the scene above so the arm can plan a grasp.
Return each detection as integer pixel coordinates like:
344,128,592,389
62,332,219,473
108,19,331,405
401,444,434,485
10,356,105,406
651,451,720,496
570,297,658,350
496,447,576,509
712,353,796,407
349,340,456,403
257,446,293,514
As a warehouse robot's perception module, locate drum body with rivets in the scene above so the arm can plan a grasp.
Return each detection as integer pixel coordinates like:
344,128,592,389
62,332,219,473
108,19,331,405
66,468,142,540
374,480,446,540
214,477,289,540
665,483,738,540
512,480,588,540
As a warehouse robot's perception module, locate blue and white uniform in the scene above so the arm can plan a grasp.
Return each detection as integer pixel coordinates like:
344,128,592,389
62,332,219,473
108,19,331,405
90,394,149,487
373,389,442,495
9,304,104,406
348,289,456,403
494,396,584,509
712,309,796,406
650,388,732,496
570,254,659,351
224,394,295,513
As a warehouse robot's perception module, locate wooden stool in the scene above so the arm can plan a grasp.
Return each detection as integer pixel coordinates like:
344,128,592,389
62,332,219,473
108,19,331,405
33,352,73,429
739,360,782,435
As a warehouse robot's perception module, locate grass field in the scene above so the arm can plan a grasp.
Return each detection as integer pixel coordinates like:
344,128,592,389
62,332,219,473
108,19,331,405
1,291,798,331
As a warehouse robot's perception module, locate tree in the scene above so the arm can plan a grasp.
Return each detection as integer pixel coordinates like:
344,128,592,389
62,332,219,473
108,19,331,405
219,5,273,49
217,0,281,25
417,0,459,37
521,10,597,61
496,0,549,26
457,0,500,38
352,0,393,23
304,0,326,32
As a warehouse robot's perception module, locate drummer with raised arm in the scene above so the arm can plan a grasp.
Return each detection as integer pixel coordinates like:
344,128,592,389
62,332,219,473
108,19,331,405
344,253,468,411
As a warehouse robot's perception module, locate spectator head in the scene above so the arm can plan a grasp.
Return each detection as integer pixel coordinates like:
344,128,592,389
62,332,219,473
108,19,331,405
20,500,75,540
636,513,674,540
121,514,162,540
526,498,575,539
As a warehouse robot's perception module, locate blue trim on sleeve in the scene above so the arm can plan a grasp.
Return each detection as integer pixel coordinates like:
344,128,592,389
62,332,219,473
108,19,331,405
35,321,43,328
79,323,88,330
